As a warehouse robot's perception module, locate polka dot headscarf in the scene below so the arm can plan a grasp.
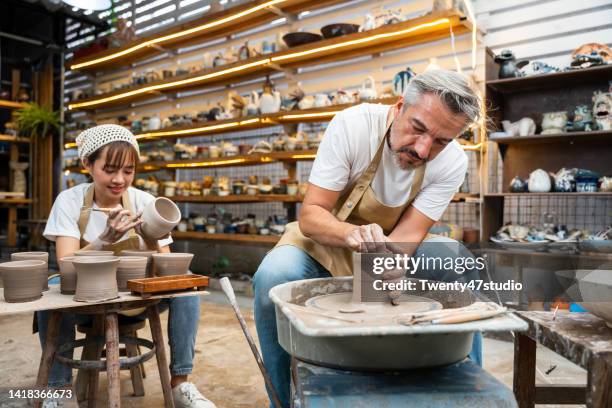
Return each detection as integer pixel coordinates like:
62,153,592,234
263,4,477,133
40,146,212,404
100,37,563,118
76,124,140,160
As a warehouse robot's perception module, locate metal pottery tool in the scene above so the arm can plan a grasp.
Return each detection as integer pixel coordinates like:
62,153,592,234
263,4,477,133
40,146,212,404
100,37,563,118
220,277,283,408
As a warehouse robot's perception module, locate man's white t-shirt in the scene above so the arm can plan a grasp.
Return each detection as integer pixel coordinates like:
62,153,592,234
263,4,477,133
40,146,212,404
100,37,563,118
308,103,468,222
44,183,173,248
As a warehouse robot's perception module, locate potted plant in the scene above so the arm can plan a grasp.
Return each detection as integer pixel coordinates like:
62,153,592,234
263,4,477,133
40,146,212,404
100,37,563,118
15,103,60,138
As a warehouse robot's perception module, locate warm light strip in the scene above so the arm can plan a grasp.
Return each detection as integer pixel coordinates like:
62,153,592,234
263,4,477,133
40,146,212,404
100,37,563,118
68,16,455,110
167,158,247,168
290,154,316,159
136,118,262,139
68,58,271,109
69,0,287,70
279,111,340,120
271,18,451,63
65,142,77,149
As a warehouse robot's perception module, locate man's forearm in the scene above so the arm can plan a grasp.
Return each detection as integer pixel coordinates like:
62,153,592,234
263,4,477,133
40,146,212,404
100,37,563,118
299,204,354,248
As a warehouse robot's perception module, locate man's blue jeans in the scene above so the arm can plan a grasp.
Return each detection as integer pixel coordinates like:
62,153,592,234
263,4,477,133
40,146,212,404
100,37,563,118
37,277,201,387
253,237,483,407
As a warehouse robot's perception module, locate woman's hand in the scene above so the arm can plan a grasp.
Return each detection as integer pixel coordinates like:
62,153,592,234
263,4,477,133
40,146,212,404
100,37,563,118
95,205,143,246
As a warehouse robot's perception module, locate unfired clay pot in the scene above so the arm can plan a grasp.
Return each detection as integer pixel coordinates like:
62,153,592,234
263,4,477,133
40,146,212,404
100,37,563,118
0,260,46,302
11,252,49,291
141,197,181,240
152,253,194,276
74,250,115,257
120,249,157,278
116,256,148,291
58,256,78,295
72,256,120,302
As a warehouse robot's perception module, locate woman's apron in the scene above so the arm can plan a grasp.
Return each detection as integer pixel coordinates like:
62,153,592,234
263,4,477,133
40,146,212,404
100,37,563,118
78,184,145,316
276,119,426,277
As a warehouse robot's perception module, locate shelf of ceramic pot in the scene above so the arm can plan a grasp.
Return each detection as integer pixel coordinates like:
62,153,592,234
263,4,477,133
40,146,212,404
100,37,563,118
11,252,49,291
169,194,303,203
490,130,612,145
486,64,612,94
116,256,149,291
151,253,194,276
0,260,46,302
172,231,280,245
68,11,470,110
72,256,120,302
67,0,347,73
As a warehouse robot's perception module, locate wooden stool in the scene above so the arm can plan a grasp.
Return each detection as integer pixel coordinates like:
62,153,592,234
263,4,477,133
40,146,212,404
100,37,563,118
75,319,147,400
291,358,517,407
34,300,175,408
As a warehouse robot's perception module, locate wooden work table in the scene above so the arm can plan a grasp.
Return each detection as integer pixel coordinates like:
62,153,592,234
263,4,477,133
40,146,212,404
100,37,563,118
514,311,612,407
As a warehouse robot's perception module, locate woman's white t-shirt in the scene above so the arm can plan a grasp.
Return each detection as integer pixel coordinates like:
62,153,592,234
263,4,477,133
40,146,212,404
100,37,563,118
308,103,468,221
43,183,173,248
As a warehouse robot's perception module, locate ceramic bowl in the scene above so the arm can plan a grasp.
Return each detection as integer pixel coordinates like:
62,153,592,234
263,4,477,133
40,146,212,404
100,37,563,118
58,256,78,294
11,252,49,291
116,256,148,291
152,253,194,276
120,250,158,277
0,260,46,302
320,23,360,39
74,250,115,257
141,197,182,240
283,32,323,48
72,256,120,302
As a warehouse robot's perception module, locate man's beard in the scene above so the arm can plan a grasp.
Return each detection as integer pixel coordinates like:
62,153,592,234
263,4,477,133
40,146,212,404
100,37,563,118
389,137,426,169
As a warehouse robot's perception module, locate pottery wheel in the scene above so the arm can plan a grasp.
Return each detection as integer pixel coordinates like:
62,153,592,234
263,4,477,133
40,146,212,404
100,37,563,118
305,292,442,318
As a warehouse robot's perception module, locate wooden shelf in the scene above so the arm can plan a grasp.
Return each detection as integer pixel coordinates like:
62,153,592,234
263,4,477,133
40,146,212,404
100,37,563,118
67,0,348,73
0,100,25,110
486,64,612,94
68,11,470,111
65,150,317,173
484,192,612,197
169,194,303,203
0,135,30,144
172,231,279,244
0,198,32,206
490,130,612,145
452,193,480,202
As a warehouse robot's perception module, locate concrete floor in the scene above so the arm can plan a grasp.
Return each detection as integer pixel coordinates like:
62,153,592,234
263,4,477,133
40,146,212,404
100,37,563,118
0,291,586,408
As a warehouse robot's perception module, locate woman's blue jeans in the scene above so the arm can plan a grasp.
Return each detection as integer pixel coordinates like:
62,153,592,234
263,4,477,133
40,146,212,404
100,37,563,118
253,237,484,407
37,276,201,387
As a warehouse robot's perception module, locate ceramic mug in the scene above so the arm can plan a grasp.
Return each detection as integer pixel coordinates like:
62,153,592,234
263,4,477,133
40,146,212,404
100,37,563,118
0,260,46,302
58,256,78,294
141,197,182,240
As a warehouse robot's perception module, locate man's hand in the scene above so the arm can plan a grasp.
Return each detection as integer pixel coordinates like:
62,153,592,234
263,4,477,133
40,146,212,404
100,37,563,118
344,223,388,253
380,267,406,305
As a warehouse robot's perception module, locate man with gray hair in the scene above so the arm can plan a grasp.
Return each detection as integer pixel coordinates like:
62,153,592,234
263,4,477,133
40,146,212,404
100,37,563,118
253,69,483,407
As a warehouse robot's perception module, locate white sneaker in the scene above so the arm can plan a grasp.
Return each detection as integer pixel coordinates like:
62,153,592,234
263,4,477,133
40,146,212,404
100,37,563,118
172,382,217,408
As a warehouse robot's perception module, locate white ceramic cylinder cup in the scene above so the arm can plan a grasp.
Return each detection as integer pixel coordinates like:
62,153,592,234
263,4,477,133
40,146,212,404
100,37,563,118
141,197,181,240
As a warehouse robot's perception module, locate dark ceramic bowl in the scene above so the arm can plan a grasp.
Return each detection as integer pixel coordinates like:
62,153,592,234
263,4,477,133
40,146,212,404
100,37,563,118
320,23,360,39
283,32,323,48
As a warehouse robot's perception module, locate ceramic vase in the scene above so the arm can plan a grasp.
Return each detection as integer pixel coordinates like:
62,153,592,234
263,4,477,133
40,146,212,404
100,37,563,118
528,169,552,192
152,253,194,276
0,260,46,302
11,252,49,291
74,250,115,257
541,111,568,135
58,256,78,294
120,249,158,278
141,197,182,240
116,256,148,291
72,256,120,302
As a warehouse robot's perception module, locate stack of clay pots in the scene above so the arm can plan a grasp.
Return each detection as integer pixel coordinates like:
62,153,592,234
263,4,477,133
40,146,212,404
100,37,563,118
0,259,47,302
11,252,49,291
152,253,194,276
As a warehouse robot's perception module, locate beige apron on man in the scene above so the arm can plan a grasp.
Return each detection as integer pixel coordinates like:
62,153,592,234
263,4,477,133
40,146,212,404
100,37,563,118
277,112,428,277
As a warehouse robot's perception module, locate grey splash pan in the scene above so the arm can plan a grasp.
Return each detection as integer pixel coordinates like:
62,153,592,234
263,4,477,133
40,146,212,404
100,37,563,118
270,277,528,370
